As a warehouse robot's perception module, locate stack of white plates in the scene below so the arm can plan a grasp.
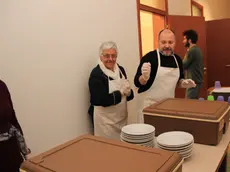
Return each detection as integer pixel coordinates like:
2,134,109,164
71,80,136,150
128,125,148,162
156,131,194,159
120,124,155,147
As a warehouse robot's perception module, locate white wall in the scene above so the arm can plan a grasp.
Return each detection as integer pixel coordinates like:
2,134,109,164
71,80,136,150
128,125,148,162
0,0,140,156
167,0,230,20
140,0,165,11
194,0,230,20
168,0,191,16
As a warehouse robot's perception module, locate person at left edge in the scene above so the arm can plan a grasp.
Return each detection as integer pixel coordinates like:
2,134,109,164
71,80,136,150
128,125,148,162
88,41,134,140
0,80,30,172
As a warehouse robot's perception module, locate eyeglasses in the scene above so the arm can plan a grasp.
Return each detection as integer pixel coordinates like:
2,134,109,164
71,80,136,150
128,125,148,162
102,54,117,59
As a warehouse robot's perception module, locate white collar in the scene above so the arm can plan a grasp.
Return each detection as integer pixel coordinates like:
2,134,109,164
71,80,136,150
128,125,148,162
98,59,120,79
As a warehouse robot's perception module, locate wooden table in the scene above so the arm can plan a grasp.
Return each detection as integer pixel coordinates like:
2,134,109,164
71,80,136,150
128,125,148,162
207,86,215,95
183,123,230,172
207,86,230,95
20,124,230,172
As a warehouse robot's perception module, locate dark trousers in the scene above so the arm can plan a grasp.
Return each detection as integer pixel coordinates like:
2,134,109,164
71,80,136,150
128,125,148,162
186,83,202,99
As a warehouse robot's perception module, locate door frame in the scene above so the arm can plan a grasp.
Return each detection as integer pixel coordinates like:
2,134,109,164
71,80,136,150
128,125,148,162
136,0,168,58
136,0,204,58
191,0,204,17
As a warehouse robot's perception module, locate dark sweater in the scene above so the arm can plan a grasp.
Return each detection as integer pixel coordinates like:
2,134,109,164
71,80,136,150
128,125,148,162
0,80,24,171
0,80,23,135
88,64,134,116
183,46,203,84
134,50,184,93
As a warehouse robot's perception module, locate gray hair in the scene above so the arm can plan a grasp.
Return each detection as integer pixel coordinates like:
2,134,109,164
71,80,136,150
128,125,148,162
99,41,118,56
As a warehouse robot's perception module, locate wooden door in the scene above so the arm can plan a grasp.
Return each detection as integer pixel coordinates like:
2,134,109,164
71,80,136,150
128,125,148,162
206,18,230,87
168,15,207,98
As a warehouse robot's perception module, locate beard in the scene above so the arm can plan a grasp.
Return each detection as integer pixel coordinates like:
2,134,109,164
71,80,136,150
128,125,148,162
160,47,173,56
185,41,190,48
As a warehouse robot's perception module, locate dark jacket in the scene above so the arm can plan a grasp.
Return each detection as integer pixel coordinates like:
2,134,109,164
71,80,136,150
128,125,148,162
88,64,134,122
0,80,23,171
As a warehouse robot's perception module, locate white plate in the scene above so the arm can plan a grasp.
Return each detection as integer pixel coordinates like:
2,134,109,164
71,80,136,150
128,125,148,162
121,139,155,147
121,124,155,136
139,140,155,146
158,145,192,159
157,147,193,158
120,136,154,143
182,151,192,159
121,131,155,137
121,131,154,137
138,142,155,147
180,149,193,156
157,143,193,153
157,131,194,147
121,136,154,143
157,141,193,150
120,137,153,144
121,133,154,140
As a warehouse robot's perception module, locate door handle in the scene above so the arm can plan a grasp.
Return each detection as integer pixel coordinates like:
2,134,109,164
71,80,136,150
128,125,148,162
226,64,230,68
203,67,207,71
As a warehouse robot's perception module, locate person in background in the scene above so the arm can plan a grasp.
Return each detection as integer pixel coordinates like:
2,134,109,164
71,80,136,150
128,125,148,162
183,30,204,99
0,79,30,172
134,29,196,123
88,41,134,139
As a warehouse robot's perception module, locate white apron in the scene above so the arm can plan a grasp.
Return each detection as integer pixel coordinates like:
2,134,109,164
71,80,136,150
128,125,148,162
137,49,180,123
94,71,127,140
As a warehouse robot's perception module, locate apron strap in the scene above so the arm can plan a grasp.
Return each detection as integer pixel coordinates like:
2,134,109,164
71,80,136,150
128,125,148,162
157,49,179,68
173,55,179,68
156,49,161,68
